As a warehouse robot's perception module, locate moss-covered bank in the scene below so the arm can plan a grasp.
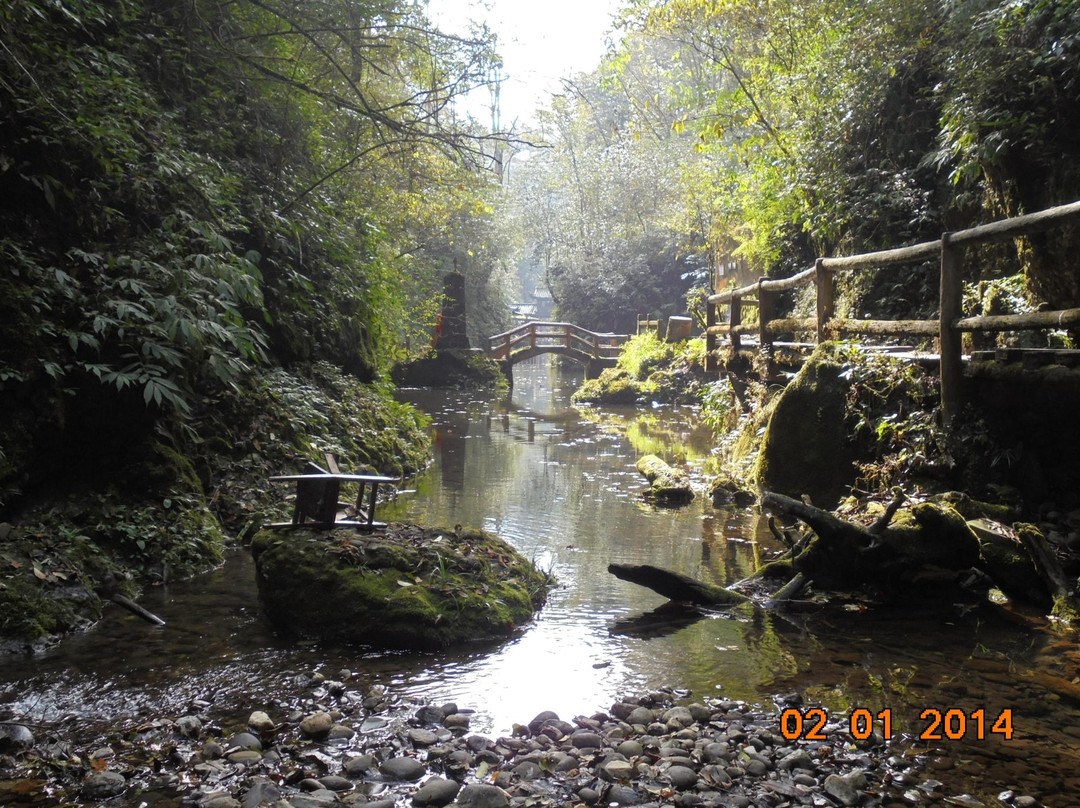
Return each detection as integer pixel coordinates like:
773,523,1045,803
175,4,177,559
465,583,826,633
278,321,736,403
250,524,552,648
0,362,431,651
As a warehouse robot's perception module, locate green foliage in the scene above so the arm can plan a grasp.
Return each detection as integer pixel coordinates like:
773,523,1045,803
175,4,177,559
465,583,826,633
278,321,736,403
837,346,946,492
617,333,677,380
700,378,738,436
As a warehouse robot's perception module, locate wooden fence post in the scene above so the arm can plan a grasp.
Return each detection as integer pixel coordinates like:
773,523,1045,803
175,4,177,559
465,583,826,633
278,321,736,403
757,277,775,354
939,232,964,422
730,295,742,352
814,258,833,345
706,299,718,372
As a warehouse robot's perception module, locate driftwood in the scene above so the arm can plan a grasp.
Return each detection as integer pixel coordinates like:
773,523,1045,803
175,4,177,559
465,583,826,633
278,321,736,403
635,455,694,505
760,490,983,596
1014,523,1080,620
607,563,747,605
110,594,166,626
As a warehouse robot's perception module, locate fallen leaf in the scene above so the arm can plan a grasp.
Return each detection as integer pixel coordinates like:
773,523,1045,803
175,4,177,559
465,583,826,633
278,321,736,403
396,579,414,587
33,566,47,581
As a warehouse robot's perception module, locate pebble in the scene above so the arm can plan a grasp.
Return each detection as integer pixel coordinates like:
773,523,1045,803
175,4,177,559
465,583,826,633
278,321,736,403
413,776,461,806
299,712,333,738
248,710,276,733
379,756,427,781
81,771,126,799
455,784,508,808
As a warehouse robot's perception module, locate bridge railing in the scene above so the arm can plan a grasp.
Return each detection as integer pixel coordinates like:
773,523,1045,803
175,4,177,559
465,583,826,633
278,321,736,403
488,321,629,361
706,199,1080,419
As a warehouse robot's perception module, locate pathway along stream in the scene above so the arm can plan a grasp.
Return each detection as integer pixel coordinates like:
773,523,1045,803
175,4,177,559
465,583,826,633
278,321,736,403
1,356,1078,805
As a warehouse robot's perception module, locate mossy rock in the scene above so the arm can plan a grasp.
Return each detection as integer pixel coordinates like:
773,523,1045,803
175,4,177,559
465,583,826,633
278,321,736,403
571,367,639,405
391,350,505,390
250,524,552,649
755,344,857,508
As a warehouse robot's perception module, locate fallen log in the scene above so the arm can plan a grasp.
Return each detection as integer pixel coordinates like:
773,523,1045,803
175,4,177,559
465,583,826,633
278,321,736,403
1014,523,1080,621
635,454,694,505
760,490,982,596
607,563,747,605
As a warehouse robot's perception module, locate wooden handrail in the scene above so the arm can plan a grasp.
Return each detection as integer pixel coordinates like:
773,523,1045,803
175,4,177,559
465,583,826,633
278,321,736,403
705,199,1080,418
487,321,630,362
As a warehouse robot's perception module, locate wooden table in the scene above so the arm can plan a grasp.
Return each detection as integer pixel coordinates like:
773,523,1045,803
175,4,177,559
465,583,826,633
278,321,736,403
268,472,397,530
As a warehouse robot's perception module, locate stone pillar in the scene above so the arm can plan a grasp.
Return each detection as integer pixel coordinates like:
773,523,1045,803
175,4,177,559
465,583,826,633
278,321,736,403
436,272,470,350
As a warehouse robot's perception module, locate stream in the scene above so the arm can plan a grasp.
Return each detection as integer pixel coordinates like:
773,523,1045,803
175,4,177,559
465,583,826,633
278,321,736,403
1,356,1078,805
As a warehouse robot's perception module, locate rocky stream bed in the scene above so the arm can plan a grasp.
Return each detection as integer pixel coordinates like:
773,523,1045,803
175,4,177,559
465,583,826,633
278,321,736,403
0,671,1050,808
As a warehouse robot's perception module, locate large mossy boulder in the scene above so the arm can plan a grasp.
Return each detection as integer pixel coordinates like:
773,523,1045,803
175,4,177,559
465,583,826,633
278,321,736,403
250,524,551,649
755,345,857,508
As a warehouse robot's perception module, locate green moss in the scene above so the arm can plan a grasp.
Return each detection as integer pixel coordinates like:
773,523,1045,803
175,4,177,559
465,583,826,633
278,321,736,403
251,524,552,649
0,575,102,644
755,344,857,507
571,368,639,405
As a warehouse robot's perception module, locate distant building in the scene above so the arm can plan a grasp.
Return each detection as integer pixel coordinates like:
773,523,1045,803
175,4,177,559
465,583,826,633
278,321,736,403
509,303,538,324
531,287,554,319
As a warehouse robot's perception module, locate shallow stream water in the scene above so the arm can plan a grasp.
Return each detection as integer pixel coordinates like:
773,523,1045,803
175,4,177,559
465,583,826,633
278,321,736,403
2,357,1079,805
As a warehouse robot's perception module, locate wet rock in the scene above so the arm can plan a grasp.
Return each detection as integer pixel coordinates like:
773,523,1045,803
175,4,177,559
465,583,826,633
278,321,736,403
512,761,542,780
664,765,699,790
81,771,126,799
227,750,263,765
602,760,635,781
413,777,461,807
824,770,867,807
627,707,654,726
408,728,439,747
318,775,354,792
205,796,241,808
328,724,355,740
617,740,644,758
380,756,427,781
242,779,282,808
0,724,33,753
777,749,814,771
248,710,276,733
570,731,603,749
444,714,471,732
455,784,509,808
344,754,375,777
416,705,446,724
300,712,333,738
606,784,642,805
577,787,600,804
227,732,263,752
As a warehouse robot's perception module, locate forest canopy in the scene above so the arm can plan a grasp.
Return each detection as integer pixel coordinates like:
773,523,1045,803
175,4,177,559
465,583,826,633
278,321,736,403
509,0,1080,329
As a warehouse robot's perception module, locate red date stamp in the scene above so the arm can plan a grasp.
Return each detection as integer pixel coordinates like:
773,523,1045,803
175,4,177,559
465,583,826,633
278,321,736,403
779,707,1014,742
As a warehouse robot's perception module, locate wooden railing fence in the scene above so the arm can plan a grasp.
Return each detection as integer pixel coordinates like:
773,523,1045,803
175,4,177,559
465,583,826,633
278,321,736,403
706,199,1080,419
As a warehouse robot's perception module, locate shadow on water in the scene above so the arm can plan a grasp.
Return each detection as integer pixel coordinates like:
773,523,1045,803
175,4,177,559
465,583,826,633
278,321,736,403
2,355,1079,802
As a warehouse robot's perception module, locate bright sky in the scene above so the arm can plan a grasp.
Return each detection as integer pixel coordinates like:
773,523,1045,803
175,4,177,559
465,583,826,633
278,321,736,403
427,0,624,127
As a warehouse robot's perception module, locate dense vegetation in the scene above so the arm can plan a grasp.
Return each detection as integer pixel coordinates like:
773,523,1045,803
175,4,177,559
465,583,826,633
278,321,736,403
0,0,514,643
509,0,1080,330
